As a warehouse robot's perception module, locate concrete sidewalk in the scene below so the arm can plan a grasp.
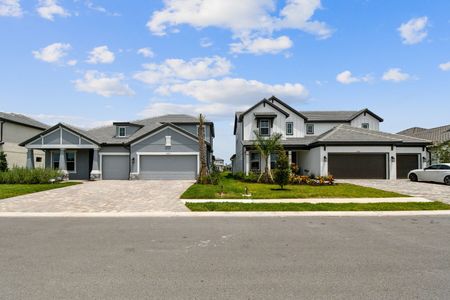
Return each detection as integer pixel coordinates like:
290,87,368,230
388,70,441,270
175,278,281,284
182,197,431,204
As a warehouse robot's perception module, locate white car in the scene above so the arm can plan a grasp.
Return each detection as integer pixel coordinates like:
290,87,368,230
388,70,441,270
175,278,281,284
408,163,450,185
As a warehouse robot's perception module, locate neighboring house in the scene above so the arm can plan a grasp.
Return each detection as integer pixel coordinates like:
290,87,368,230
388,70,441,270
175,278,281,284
20,115,215,180
213,157,225,172
0,112,48,168
398,125,450,164
232,96,431,180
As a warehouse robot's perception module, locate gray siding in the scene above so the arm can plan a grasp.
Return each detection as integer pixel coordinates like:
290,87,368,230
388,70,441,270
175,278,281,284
176,124,213,144
45,149,91,180
100,146,129,153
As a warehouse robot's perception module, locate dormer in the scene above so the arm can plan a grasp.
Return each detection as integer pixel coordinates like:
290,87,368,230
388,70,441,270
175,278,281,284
113,122,144,138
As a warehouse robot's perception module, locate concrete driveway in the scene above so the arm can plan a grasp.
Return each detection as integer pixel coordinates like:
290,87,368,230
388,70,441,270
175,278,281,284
0,181,193,213
341,179,450,203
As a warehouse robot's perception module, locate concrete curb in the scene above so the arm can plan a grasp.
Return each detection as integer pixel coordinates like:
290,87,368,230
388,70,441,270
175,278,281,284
1,210,450,217
181,197,432,204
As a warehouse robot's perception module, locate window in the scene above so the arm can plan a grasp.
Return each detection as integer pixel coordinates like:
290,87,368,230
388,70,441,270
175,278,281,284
438,164,450,170
259,119,270,136
306,124,314,135
362,123,370,129
165,136,171,147
286,122,293,135
118,127,127,137
250,152,260,171
51,151,76,172
36,157,42,163
270,153,278,169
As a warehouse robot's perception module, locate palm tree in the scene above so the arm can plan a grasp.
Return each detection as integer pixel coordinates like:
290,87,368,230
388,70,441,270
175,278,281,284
253,131,283,183
197,114,209,184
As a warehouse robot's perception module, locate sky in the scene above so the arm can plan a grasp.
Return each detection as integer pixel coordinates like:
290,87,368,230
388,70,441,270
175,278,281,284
1,0,449,162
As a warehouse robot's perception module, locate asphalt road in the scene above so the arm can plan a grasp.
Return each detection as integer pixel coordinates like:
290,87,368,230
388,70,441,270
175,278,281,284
1,216,449,299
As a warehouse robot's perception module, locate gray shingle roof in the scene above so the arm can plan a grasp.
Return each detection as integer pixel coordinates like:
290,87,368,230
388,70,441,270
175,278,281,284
300,111,359,122
0,112,48,130
398,125,450,144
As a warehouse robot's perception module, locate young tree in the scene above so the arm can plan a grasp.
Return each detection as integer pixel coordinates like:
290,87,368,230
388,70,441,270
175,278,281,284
436,141,450,163
0,151,8,172
274,149,290,189
197,114,209,184
253,131,282,183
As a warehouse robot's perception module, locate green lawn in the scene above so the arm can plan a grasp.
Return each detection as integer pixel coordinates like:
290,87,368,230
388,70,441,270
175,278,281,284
181,174,408,199
0,182,81,200
186,202,450,212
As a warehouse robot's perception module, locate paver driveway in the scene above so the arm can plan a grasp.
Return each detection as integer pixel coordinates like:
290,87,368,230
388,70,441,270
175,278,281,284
0,181,193,212
341,179,450,204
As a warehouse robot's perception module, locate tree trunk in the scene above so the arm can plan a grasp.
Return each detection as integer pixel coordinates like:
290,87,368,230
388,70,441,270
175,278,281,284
198,114,209,184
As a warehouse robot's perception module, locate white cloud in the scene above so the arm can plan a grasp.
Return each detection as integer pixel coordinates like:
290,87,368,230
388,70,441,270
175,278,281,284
155,77,308,106
137,47,155,58
32,42,71,63
85,0,120,16
200,37,213,48
86,45,115,64
0,0,22,17
230,35,293,54
67,59,77,66
398,16,428,45
336,70,372,84
147,0,331,54
439,61,450,71
139,101,241,118
32,113,114,128
134,56,232,84
74,70,135,97
37,0,70,21
382,68,411,82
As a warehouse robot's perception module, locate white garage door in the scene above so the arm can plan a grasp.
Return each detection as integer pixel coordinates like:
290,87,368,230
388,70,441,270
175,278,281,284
139,155,198,180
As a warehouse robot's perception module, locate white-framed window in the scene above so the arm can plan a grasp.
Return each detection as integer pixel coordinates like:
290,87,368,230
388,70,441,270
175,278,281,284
259,119,270,136
250,152,260,171
270,153,278,169
165,136,172,147
286,122,293,136
51,151,76,173
118,126,127,137
306,123,314,135
362,123,370,129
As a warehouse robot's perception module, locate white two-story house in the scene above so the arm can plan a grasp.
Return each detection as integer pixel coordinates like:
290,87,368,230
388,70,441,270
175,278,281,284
231,96,431,180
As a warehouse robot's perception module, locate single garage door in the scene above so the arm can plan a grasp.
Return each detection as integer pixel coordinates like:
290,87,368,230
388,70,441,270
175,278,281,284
397,154,419,179
102,155,130,180
328,153,387,179
139,155,197,180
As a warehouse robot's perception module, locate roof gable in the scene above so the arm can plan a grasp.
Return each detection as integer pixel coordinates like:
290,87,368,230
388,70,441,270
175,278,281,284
238,98,290,122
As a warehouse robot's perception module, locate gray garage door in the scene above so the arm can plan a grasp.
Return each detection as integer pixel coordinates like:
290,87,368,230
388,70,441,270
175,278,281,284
140,155,197,180
102,155,129,180
328,153,387,179
397,154,419,179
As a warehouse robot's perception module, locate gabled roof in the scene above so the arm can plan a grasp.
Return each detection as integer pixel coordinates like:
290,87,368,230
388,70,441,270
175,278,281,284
0,112,48,130
398,124,450,144
301,108,384,122
266,96,308,120
237,98,290,122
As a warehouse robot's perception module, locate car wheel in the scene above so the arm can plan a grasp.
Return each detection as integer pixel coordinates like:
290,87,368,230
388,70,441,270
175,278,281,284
409,173,418,182
445,176,450,186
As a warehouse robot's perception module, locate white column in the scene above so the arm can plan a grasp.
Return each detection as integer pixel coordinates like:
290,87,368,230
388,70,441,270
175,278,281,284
59,149,67,172
288,151,292,166
26,149,35,169
245,151,250,175
90,149,101,180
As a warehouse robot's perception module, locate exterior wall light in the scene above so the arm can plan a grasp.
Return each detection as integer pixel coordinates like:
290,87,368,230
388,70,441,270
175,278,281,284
422,156,427,162
323,156,327,162
132,157,135,164
391,156,396,163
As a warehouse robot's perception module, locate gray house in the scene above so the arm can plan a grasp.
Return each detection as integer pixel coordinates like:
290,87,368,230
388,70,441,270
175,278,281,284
20,115,214,180
398,125,450,164
0,112,48,168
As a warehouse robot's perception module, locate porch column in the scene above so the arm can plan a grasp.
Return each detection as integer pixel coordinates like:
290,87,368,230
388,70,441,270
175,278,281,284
26,149,35,169
288,151,292,167
58,148,69,181
245,151,250,175
90,149,101,180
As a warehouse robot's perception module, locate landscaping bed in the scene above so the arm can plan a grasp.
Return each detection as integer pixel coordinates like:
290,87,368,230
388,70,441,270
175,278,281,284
181,173,409,199
186,201,450,212
0,182,81,200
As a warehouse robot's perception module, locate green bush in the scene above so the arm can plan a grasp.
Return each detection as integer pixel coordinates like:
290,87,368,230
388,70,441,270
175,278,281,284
274,150,290,189
0,151,7,172
0,168,64,184
233,171,246,180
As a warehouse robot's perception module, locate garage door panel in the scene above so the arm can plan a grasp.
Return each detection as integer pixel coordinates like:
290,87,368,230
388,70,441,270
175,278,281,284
140,155,197,180
102,155,129,180
397,154,419,179
329,153,387,179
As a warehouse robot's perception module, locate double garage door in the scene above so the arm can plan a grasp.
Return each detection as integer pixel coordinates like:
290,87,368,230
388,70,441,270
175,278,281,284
101,154,198,180
139,155,198,180
328,153,420,179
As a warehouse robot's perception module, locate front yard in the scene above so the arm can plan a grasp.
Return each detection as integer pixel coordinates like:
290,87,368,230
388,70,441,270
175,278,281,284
0,182,80,200
181,173,408,199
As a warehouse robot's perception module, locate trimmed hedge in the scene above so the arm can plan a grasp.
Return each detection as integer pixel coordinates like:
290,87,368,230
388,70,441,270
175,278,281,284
0,168,64,184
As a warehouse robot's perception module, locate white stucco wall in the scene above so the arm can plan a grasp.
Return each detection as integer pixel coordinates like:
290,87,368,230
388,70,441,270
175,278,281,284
350,114,380,131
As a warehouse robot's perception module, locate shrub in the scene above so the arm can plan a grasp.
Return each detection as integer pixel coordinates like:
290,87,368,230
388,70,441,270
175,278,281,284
0,151,8,172
243,171,259,183
274,150,290,189
0,168,64,184
233,172,246,180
